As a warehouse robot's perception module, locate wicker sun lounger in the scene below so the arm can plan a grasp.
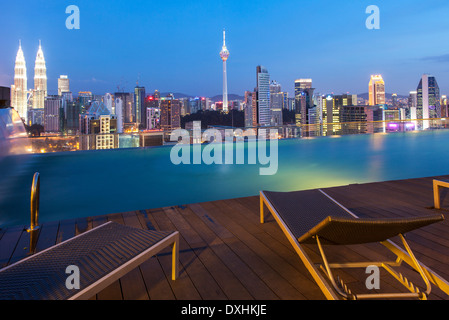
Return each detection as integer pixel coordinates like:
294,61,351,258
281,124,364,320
260,189,447,300
0,221,179,300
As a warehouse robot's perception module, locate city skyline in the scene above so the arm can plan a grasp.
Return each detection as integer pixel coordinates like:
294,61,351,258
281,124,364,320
1,0,449,98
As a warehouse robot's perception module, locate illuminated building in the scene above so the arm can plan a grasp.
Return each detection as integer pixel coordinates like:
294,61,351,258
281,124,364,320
44,95,62,132
220,29,230,113
0,87,11,107
11,41,28,122
146,107,160,130
79,101,118,150
160,99,181,131
256,66,270,126
134,85,146,128
368,75,385,106
294,79,314,127
115,92,134,124
408,91,417,120
269,80,283,126
417,74,440,121
58,75,70,96
33,41,47,110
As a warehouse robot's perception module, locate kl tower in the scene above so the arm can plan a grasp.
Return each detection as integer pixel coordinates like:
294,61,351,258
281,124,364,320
220,29,230,113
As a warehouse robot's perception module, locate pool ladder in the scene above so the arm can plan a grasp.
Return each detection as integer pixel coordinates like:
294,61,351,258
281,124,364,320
27,172,40,253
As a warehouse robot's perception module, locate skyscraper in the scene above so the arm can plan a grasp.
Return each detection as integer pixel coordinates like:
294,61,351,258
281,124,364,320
33,41,47,109
134,85,146,128
11,41,28,122
160,99,181,131
294,79,315,126
220,29,230,113
58,75,70,96
368,75,385,106
417,74,440,120
270,80,283,126
256,66,270,126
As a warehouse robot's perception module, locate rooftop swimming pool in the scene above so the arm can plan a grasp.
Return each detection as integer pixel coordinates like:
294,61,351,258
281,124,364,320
0,129,448,227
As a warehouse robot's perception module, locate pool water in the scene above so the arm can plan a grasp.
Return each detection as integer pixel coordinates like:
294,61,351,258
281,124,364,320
0,130,447,227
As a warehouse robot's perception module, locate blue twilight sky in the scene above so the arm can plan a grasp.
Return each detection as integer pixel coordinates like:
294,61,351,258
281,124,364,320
1,0,449,98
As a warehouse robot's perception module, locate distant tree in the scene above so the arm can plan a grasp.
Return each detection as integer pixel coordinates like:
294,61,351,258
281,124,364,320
26,124,45,137
181,110,244,129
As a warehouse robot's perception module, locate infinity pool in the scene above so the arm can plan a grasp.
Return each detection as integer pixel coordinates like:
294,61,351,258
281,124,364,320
0,130,448,227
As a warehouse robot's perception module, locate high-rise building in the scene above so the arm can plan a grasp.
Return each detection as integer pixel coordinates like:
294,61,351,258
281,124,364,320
408,91,418,120
368,75,385,106
33,41,47,110
11,41,28,122
134,85,146,128
256,66,270,126
160,99,181,131
44,95,62,132
58,75,70,96
115,92,134,124
220,29,230,113
417,74,440,120
146,108,160,130
270,80,283,126
294,79,315,126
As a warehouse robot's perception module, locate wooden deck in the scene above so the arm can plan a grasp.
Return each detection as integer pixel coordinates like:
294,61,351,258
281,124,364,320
1,175,449,300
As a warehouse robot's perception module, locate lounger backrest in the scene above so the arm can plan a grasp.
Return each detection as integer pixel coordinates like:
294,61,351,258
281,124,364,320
297,215,445,245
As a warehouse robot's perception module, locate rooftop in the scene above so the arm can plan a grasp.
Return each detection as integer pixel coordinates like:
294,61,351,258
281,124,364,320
1,175,448,300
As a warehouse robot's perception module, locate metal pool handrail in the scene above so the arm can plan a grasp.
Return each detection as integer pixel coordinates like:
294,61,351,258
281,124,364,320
27,172,40,232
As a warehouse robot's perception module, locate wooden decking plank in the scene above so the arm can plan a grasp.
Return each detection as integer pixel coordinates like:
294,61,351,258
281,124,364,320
146,207,202,300
56,218,76,243
34,221,59,253
0,225,26,268
105,213,150,301
165,206,254,300
160,206,228,300
123,211,176,300
200,200,309,300
7,227,35,266
184,204,279,300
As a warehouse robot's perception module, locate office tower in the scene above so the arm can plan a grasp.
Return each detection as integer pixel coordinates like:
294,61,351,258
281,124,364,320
408,91,417,120
294,79,315,126
441,95,448,118
0,87,11,107
104,93,114,114
33,41,47,109
392,93,398,108
78,91,93,107
368,75,385,106
220,29,230,113
134,85,146,127
256,66,270,126
65,101,82,134
270,81,283,126
115,92,134,124
11,41,28,122
79,101,117,150
160,99,181,131
334,94,358,108
44,95,62,132
58,75,70,96
115,97,123,133
417,74,440,120
146,108,160,130
244,91,254,127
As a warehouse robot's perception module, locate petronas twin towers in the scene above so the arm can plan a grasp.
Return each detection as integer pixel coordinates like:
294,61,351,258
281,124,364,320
11,41,47,123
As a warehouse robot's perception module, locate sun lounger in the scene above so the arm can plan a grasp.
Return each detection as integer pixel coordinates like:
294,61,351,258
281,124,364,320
260,189,446,300
0,221,179,300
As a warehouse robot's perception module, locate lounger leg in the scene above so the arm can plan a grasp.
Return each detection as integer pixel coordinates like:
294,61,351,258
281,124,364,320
434,181,441,209
260,193,265,224
172,233,180,280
